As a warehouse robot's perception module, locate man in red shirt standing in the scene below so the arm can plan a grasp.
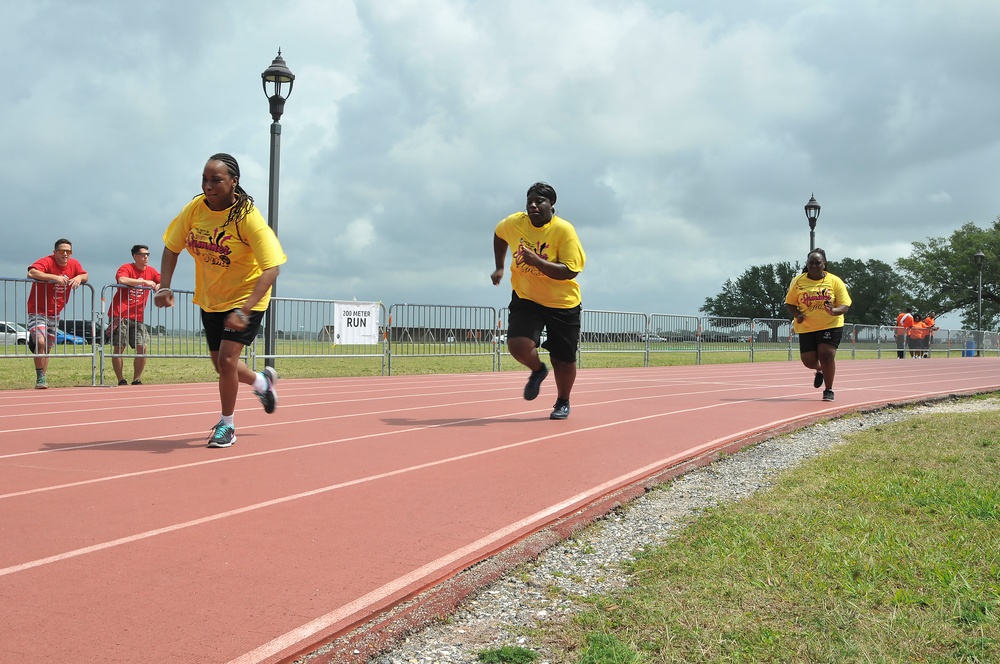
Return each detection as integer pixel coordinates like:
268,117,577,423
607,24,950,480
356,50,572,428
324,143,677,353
27,239,89,389
108,244,161,385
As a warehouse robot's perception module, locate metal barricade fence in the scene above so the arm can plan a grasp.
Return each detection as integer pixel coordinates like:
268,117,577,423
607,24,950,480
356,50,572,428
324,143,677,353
98,284,218,385
1,277,38,358
881,325,962,360
578,310,648,367
698,316,752,364
387,304,498,374
253,297,388,376
927,327,950,358
984,331,1000,355
5,273,1000,383
850,324,880,359
647,314,701,365
1,277,98,384
919,327,976,359
956,328,1000,357
98,288,389,383
751,318,795,362
951,329,974,358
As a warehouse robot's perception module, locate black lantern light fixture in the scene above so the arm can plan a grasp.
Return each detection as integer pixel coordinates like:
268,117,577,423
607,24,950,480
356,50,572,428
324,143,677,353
262,49,295,122
804,194,821,252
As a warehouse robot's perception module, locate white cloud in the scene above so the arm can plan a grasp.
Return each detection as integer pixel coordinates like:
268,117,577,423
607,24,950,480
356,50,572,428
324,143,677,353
342,217,377,253
1,0,997,321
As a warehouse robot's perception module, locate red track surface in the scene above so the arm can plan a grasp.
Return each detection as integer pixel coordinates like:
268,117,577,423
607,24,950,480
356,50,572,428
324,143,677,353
1,358,998,663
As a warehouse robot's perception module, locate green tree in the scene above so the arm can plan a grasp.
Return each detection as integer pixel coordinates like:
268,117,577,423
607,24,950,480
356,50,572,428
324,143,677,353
700,262,800,341
826,257,906,327
700,262,801,320
896,220,999,329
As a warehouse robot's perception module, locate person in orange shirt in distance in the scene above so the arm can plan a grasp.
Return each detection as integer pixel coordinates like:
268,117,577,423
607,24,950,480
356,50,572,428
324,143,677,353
894,307,914,359
907,316,928,358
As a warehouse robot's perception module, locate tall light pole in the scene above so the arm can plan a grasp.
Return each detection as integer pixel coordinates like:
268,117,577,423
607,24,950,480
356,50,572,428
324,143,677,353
804,194,821,253
261,49,295,369
975,250,985,356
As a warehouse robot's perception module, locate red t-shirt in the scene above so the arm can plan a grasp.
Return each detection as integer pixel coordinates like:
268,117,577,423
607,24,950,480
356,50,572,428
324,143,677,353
108,263,161,321
27,255,87,317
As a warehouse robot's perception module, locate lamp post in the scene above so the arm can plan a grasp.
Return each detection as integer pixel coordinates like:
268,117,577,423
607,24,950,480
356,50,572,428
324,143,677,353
261,49,295,369
804,194,821,252
975,250,985,356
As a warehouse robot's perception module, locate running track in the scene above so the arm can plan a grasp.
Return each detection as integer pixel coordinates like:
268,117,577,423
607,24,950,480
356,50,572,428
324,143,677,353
1,358,997,663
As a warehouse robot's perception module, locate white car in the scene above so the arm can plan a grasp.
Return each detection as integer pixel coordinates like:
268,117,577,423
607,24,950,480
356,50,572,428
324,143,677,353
497,333,546,344
1,321,28,346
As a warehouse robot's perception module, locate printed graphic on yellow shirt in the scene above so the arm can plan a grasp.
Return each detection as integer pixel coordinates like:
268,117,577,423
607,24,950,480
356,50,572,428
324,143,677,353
514,239,549,276
186,226,235,268
795,287,832,312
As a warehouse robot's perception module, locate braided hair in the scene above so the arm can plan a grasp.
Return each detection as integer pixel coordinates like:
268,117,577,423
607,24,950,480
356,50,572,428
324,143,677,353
804,247,827,273
206,153,254,243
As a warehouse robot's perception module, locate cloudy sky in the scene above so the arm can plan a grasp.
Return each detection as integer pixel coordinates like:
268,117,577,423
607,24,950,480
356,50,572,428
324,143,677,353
3,0,999,327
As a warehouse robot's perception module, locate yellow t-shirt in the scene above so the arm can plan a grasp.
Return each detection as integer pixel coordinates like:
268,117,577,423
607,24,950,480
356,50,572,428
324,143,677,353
785,271,852,334
163,195,287,312
495,212,586,309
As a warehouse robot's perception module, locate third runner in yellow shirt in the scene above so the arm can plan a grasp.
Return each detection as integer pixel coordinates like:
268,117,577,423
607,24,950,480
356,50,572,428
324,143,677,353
785,248,852,402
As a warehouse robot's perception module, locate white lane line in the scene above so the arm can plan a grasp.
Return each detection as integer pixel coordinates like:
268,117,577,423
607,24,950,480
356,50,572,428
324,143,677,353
0,395,822,580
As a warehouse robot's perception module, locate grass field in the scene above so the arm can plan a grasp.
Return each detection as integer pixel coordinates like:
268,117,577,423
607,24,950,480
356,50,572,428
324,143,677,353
521,401,1000,663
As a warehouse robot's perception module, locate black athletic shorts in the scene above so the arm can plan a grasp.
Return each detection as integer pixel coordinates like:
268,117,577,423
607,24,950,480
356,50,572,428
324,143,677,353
507,291,581,363
201,309,266,352
798,327,843,354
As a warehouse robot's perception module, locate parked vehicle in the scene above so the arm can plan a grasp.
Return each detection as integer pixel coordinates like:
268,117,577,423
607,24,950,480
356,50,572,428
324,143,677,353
1,321,28,346
58,319,97,344
56,329,87,345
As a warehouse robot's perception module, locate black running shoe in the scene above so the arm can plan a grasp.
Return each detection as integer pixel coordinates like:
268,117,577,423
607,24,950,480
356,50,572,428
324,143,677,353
822,389,835,402
523,363,548,401
550,400,570,420
118,379,128,386
813,371,824,389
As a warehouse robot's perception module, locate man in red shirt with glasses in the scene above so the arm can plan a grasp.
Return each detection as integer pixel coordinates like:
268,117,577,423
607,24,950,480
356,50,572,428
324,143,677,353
108,244,161,385
27,239,88,389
